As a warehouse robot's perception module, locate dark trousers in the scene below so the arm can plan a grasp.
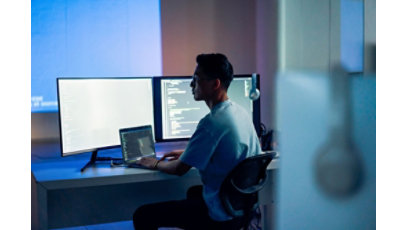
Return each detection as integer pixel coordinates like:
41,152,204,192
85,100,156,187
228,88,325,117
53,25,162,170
133,185,246,230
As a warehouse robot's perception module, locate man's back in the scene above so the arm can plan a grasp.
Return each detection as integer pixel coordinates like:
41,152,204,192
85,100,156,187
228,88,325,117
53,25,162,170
180,100,261,221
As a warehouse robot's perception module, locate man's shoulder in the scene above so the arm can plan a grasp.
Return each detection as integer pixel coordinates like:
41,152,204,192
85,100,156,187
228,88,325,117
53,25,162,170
198,113,212,126
212,102,250,123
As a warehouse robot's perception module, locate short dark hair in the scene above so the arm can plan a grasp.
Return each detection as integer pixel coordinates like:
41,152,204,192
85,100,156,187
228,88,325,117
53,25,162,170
196,53,234,89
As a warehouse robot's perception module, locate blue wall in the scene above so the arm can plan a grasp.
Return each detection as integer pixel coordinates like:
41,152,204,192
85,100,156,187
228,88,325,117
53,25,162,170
31,0,162,112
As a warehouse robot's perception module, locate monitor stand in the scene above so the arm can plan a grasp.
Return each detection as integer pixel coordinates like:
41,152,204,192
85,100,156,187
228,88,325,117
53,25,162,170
81,150,122,172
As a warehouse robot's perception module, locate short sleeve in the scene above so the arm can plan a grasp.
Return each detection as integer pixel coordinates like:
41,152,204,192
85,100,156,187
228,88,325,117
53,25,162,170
179,121,221,170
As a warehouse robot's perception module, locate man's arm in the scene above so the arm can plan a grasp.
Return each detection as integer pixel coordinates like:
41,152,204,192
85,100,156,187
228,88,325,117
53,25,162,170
156,159,191,176
136,152,191,176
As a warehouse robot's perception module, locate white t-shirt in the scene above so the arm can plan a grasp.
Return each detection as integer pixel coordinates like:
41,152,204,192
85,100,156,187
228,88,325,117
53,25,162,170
180,100,261,221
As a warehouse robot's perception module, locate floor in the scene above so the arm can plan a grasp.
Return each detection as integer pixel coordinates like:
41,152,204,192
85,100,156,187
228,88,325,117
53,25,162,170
52,220,180,230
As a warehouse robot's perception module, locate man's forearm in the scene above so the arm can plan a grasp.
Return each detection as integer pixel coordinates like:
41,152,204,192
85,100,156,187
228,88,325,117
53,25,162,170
156,159,191,176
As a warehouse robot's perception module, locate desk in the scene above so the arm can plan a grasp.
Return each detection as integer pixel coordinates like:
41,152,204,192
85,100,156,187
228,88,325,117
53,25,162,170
31,141,278,230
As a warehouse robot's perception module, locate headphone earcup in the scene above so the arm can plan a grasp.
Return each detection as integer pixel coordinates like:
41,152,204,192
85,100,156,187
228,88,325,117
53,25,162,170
249,88,260,100
249,73,260,100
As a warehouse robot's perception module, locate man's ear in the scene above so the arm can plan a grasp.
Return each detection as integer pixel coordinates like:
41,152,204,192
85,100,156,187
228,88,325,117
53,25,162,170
213,79,221,90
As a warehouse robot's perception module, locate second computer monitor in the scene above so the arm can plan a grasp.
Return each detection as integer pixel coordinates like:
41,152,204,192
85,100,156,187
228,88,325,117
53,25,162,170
156,75,260,141
58,77,155,156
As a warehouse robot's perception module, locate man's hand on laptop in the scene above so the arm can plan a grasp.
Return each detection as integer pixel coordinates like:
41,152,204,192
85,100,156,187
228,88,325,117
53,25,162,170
135,150,185,171
135,157,159,169
161,150,184,161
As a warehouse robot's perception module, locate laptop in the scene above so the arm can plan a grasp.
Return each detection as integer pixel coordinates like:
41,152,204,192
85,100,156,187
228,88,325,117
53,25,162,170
112,125,157,168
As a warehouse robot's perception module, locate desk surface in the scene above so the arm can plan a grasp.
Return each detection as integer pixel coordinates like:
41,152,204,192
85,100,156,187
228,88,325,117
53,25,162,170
32,141,279,229
31,140,278,190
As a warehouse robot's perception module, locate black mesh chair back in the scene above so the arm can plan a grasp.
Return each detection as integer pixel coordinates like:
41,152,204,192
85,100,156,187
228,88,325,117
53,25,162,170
219,151,276,218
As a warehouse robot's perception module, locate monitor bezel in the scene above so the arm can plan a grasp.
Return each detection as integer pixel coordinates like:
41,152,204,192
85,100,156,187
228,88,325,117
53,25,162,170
57,77,155,157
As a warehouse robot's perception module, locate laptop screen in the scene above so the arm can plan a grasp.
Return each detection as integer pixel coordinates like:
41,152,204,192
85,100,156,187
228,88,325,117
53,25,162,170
120,125,156,162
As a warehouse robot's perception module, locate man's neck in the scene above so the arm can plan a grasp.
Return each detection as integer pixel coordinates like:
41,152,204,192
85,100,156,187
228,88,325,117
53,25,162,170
205,91,229,110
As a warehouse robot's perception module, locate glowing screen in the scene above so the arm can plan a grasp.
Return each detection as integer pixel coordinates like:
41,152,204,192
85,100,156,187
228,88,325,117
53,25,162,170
161,77,253,139
58,78,154,156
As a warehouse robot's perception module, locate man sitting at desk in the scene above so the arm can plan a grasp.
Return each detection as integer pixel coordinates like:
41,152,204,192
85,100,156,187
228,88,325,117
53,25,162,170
134,53,261,229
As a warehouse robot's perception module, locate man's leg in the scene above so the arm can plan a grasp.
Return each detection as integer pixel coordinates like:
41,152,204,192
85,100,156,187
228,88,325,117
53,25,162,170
133,185,246,230
133,185,210,230
186,185,203,200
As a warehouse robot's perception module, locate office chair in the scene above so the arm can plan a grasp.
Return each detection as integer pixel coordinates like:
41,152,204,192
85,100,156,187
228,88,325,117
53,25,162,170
219,151,276,229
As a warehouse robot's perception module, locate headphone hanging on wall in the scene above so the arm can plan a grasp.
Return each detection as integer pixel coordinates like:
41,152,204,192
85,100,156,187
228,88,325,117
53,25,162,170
249,73,260,100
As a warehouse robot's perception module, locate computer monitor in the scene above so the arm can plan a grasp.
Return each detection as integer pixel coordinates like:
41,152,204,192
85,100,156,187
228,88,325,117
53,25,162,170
57,78,155,157
153,75,260,141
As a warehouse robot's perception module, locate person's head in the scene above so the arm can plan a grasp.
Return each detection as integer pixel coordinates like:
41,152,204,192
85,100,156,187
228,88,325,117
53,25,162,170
190,53,234,101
